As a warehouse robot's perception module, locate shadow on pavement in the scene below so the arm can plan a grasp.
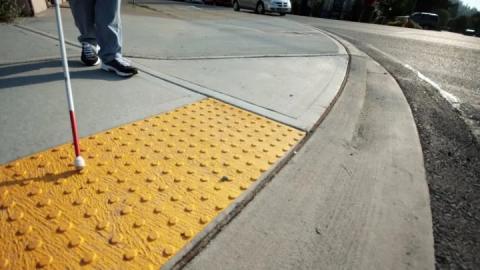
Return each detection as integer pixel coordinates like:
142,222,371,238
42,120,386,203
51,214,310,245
0,169,79,188
0,60,125,90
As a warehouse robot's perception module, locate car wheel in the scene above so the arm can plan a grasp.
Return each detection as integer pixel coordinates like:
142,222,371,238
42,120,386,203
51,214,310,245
233,1,240,11
255,1,265,14
279,12,286,16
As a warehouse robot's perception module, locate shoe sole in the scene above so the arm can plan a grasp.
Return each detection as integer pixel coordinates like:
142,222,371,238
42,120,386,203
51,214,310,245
101,64,137,77
81,58,101,67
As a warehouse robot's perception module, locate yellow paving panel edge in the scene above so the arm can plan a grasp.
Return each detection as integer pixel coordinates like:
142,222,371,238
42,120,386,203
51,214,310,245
0,98,305,269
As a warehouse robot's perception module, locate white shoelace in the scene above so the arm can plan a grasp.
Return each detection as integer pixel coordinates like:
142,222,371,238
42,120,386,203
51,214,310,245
115,56,132,67
82,43,97,58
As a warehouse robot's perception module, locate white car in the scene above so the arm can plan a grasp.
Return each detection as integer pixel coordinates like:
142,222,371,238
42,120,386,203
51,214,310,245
233,0,291,16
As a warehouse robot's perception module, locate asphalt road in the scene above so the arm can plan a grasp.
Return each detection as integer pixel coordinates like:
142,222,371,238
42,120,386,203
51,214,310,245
288,16,480,142
287,16,480,270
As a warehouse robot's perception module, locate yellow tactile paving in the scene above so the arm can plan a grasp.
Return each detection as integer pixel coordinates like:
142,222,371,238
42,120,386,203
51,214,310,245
0,98,305,269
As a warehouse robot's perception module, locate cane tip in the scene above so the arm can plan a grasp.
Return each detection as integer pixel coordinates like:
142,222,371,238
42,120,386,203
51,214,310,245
74,156,86,170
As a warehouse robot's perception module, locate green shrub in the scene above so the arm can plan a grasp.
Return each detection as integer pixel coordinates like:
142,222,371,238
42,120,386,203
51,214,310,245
404,18,422,29
386,20,404,26
0,0,22,23
434,8,450,28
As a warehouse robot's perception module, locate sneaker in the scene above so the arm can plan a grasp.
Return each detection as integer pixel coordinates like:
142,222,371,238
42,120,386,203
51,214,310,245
80,42,100,66
101,57,138,77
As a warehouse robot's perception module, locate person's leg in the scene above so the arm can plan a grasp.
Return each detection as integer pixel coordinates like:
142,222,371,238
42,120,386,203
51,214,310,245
70,0,100,66
95,0,122,63
70,0,97,45
96,0,137,77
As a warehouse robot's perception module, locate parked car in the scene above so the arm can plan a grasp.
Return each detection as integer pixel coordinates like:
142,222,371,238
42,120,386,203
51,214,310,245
464,29,476,36
233,0,291,16
409,12,439,30
203,0,232,6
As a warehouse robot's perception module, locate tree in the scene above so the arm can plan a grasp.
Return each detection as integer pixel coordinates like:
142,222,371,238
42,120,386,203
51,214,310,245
448,15,468,32
472,12,480,31
434,8,451,27
300,0,310,15
415,0,450,12
374,0,416,19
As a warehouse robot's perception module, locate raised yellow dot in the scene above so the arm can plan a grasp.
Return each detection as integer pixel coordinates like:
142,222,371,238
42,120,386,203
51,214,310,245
63,187,74,195
153,206,164,214
171,195,181,202
110,233,123,245
72,197,86,206
123,249,138,261
86,177,98,184
117,178,126,183
8,210,24,221
168,217,178,226
26,238,43,250
108,196,120,204
182,230,193,239
141,194,152,202
147,231,158,242
134,219,146,228
199,216,209,224
28,187,42,196
0,198,15,209
69,236,84,247
0,189,9,198
145,177,156,183
1,258,9,268
163,246,175,257
96,221,110,231
158,184,168,192
14,170,27,178
84,208,98,218
36,255,53,268
17,224,33,236
81,253,97,265
51,217,70,233
121,206,133,215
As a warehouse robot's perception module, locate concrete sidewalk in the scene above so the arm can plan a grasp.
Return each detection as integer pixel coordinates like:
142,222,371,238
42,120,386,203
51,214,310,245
1,4,347,162
0,2,433,270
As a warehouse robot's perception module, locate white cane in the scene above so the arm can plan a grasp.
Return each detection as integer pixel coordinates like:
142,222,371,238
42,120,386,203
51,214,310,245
53,0,85,170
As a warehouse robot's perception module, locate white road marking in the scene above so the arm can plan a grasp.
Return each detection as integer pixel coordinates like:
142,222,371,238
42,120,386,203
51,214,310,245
404,64,460,107
367,44,461,109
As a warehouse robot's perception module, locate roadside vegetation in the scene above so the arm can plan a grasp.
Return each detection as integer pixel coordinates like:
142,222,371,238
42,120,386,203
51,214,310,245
0,0,24,23
290,0,480,34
